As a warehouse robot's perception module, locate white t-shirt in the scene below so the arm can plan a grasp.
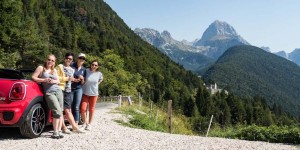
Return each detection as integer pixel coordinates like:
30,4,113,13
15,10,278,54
82,69,103,96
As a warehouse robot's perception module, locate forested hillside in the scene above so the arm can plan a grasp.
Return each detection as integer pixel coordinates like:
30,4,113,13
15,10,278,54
0,0,298,133
203,45,300,117
0,0,203,109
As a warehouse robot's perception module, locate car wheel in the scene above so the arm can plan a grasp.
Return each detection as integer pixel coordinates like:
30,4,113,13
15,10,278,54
20,103,46,138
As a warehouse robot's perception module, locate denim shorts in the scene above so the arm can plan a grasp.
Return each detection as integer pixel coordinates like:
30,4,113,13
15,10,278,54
63,91,73,109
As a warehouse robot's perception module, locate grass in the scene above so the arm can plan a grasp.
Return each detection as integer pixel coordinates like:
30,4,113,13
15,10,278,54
209,124,300,144
113,101,193,135
111,100,300,145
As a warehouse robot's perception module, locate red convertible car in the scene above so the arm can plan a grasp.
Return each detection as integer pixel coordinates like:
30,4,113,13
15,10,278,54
0,68,51,138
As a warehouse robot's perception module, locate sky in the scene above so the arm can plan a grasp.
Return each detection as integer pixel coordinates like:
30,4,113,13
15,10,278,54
104,0,300,53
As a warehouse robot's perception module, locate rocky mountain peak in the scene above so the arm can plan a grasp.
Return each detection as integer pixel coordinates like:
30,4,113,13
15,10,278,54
260,46,271,52
206,20,238,38
161,30,174,43
134,28,160,38
193,20,249,46
290,48,300,54
134,28,163,45
288,48,300,65
275,51,288,59
161,30,171,38
134,28,179,46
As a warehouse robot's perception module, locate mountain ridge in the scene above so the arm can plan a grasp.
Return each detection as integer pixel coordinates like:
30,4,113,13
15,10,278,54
134,28,214,71
135,21,300,71
203,45,300,117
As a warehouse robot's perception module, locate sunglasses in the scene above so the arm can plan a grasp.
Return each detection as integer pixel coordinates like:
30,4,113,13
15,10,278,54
47,59,55,62
91,64,98,67
78,57,85,60
65,57,73,61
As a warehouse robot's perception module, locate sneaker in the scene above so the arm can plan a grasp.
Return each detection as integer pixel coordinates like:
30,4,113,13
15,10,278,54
58,131,64,138
85,124,91,131
72,128,85,133
81,123,87,129
62,128,71,134
51,131,60,139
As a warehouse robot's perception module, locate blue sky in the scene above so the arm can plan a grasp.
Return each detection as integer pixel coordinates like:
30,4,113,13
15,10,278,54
104,0,300,53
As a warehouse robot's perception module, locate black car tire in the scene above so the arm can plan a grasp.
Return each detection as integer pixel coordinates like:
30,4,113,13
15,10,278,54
19,103,46,138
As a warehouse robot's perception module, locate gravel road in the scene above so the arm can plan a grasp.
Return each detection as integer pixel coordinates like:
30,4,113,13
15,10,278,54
0,102,298,150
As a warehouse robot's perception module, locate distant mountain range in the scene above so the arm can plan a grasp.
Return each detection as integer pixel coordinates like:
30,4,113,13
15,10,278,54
135,20,300,74
203,45,300,117
274,49,300,66
134,20,250,73
134,28,214,71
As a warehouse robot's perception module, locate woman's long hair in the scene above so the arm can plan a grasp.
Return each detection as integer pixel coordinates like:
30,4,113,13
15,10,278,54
43,54,56,74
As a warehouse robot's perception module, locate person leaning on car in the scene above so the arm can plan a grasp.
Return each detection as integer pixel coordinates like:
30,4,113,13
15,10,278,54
32,54,64,139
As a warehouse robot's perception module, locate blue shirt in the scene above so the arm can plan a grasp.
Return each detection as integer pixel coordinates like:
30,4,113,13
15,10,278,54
71,63,86,90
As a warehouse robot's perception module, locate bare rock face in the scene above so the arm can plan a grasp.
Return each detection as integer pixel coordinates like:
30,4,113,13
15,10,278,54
193,20,249,59
134,28,164,46
194,20,248,46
